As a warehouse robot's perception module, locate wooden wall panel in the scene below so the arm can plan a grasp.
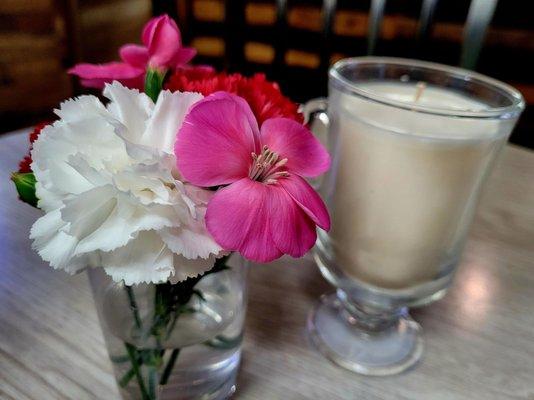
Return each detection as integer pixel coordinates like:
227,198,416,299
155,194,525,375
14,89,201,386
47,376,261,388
78,0,150,63
0,0,150,132
0,2,70,119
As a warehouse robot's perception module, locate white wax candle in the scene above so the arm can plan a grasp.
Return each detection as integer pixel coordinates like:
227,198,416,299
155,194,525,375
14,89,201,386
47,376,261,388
327,82,510,289
368,82,487,110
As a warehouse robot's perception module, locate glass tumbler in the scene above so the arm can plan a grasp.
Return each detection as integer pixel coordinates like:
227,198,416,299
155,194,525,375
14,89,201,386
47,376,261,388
89,255,248,400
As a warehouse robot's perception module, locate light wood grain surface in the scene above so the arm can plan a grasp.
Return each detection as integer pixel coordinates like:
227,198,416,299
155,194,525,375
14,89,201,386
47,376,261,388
1,129,533,400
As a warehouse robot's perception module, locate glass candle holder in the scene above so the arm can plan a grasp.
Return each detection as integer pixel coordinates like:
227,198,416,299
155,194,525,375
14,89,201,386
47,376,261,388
304,57,524,375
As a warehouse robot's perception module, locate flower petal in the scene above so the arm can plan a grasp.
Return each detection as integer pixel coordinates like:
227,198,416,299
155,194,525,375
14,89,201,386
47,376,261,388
102,230,174,285
206,178,282,262
266,185,317,258
183,182,214,205
171,47,197,67
103,81,154,144
160,186,221,260
54,95,108,122
260,118,330,177
142,17,158,47
176,93,259,187
30,209,91,274
159,204,222,260
32,98,130,211
142,15,176,47
60,185,176,255
68,62,145,89
147,15,181,67
142,89,203,154
201,92,260,140
120,44,149,68
160,226,221,260
113,166,174,205
279,175,330,231
170,254,216,283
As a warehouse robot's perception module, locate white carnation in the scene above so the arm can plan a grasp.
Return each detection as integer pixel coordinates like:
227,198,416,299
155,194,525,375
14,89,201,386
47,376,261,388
30,82,222,285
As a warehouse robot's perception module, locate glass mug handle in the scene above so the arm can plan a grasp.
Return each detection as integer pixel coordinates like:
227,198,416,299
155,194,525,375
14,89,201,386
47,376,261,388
301,97,329,144
300,97,329,189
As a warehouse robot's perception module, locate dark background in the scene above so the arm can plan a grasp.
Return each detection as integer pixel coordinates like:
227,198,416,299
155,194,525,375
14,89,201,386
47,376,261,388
1,0,533,148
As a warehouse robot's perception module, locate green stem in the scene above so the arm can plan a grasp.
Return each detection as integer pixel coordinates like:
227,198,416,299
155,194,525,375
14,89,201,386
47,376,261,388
119,259,232,397
159,349,180,385
125,285,142,330
125,343,152,400
144,68,166,102
165,313,179,340
124,286,154,399
148,367,158,399
119,367,136,388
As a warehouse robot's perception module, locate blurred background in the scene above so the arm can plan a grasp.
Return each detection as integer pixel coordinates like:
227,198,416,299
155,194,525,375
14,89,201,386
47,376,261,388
1,0,532,148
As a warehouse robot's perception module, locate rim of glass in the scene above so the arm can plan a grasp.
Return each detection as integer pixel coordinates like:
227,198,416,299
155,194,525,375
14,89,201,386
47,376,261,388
329,57,525,119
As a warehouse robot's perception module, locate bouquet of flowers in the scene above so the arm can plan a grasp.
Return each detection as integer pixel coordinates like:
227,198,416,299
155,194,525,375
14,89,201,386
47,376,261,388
11,15,330,400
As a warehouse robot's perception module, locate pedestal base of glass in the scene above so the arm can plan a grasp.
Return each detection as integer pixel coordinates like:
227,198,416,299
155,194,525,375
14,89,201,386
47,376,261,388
307,292,423,376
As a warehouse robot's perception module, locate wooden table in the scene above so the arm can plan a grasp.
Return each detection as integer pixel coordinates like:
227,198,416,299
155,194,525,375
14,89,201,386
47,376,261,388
1,129,533,400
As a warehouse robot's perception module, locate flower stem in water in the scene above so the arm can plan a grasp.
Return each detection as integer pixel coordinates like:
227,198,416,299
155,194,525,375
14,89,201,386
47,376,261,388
125,343,152,400
160,349,180,385
125,285,142,330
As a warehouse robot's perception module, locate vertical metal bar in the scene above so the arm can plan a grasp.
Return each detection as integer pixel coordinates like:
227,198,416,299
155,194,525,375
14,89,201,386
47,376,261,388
417,0,438,43
273,0,288,76
367,0,386,55
461,0,498,69
320,0,337,73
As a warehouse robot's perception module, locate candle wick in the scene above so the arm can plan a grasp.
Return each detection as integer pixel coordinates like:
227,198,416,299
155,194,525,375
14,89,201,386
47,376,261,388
414,82,427,103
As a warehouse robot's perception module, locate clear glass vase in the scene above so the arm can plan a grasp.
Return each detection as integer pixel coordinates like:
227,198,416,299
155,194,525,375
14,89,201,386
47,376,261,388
88,256,247,400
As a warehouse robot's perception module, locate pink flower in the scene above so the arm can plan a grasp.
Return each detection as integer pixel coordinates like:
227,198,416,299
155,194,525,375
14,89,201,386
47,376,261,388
69,15,196,89
175,92,331,263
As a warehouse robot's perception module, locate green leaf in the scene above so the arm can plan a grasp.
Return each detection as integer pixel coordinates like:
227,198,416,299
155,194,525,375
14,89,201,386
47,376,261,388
144,68,167,102
11,172,38,207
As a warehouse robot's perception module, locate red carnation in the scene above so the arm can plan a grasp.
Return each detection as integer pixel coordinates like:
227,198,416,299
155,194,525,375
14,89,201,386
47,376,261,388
18,121,49,173
166,67,303,125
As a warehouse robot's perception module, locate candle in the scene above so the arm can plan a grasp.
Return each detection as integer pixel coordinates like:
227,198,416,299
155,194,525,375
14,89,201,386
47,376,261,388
326,81,512,289
308,58,523,376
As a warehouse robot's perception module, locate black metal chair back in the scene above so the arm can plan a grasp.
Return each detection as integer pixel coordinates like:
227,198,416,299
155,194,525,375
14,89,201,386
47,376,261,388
152,0,498,101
